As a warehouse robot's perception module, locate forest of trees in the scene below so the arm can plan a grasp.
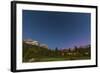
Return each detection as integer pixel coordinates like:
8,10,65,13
23,42,91,62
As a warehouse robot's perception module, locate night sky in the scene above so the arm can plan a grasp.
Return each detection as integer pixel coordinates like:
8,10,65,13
23,10,91,49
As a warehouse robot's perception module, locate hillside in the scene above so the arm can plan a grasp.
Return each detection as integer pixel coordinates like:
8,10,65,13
23,41,91,62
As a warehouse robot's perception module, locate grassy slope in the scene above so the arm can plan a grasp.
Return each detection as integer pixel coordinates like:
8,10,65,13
23,42,91,62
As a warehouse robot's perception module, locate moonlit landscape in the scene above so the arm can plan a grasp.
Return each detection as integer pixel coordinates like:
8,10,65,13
22,10,91,62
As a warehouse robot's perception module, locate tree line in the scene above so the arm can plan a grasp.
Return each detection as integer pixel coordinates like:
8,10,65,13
23,42,91,62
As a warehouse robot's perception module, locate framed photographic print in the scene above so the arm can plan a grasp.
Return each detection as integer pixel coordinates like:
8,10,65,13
11,1,98,72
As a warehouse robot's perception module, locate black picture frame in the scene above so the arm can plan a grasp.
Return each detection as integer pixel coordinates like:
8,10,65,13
11,1,98,72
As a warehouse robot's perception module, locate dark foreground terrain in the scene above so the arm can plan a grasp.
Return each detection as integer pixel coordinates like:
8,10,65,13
23,42,91,63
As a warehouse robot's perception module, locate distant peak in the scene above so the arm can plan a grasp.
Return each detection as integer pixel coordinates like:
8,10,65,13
23,39,48,49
